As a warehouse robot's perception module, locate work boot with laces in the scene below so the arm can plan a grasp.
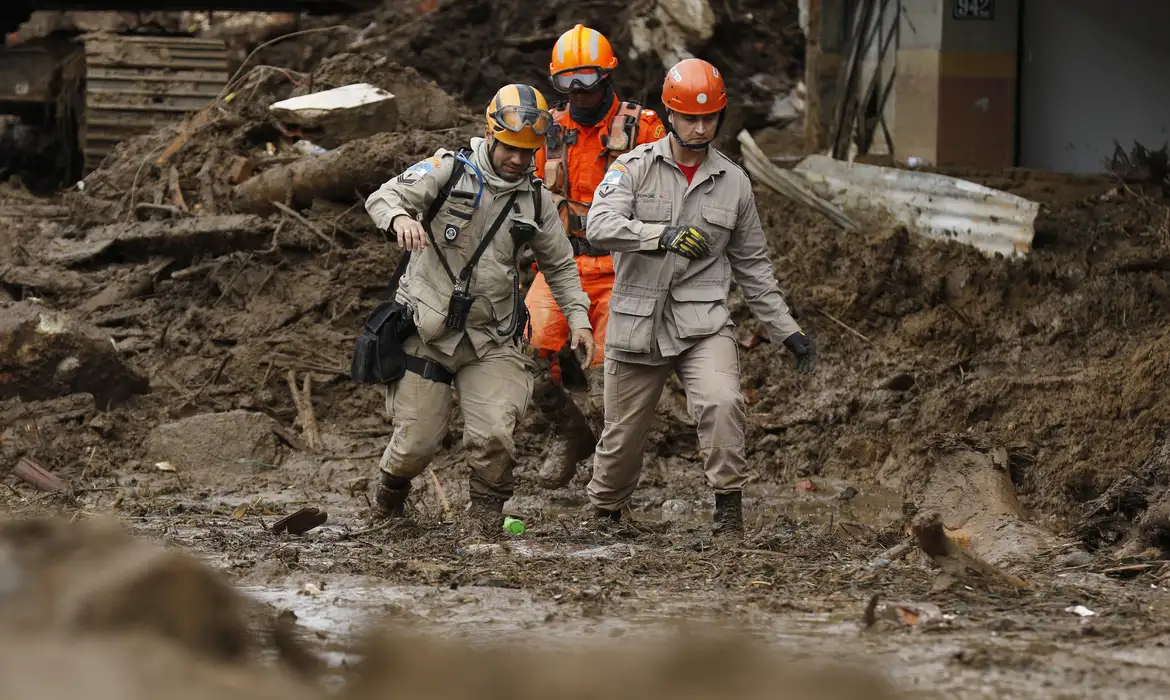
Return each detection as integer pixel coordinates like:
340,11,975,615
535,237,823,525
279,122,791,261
466,496,507,542
712,491,744,540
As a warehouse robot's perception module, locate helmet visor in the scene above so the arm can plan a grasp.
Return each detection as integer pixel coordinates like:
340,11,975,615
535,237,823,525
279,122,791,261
490,104,553,135
551,68,606,93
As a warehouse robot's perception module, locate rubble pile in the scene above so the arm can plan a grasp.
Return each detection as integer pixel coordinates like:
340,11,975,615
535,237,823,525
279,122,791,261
0,8,1169,687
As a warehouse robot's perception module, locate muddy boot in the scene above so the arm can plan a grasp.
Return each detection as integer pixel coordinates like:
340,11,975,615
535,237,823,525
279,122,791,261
712,491,744,540
533,380,597,490
373,472,420,535
594,507,622,524
374,472,411,517
465,496,507,542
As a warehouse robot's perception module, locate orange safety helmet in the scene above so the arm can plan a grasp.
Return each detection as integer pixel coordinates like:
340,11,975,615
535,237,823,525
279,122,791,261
661,58,727,115
549,24,618,92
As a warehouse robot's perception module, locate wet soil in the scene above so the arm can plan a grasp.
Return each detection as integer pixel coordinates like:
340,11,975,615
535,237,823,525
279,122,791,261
4,2,1170,698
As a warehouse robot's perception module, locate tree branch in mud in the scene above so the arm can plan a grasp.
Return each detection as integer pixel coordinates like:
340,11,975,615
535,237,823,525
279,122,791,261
285,370,322,452
1077,427,1170,553
231,131,446,216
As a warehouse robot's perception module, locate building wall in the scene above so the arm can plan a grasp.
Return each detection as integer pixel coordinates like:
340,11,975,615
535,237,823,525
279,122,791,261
1019,0,1170,173
893,0,944,165
893,0,1018,168
937,0,1018,168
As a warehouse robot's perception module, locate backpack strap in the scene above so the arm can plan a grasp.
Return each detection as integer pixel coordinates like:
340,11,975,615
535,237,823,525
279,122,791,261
603,101,644,154
383,153,468,297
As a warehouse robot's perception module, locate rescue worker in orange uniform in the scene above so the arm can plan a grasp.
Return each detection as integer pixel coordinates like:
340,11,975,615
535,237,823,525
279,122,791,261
525,24,666,489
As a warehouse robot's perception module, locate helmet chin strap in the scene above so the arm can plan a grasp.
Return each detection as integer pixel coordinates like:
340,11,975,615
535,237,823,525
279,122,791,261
667,108,726,150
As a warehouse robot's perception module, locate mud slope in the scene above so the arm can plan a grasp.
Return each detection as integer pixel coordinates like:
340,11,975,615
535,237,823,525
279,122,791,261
746,174,1170,523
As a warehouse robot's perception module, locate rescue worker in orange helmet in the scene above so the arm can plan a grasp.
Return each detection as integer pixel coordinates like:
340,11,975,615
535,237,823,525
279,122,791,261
583,58,817,539
525,24,666,489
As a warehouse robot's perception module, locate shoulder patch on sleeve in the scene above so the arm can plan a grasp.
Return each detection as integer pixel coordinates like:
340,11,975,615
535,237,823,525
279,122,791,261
396,155,443,185
596,162,629,199
652,123,665,139
599,162,628,186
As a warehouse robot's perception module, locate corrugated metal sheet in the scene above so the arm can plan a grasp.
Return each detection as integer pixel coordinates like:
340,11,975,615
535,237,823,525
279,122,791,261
793,155,1041,258
81,34,228,174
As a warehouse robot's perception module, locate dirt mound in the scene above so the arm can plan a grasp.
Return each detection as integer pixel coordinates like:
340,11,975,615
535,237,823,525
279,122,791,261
741,175,1170,524
311,53,468,131
216,0,803,147
0,515,255,663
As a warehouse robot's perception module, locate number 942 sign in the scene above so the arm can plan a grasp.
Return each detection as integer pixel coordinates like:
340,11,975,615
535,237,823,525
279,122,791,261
954,0,994,20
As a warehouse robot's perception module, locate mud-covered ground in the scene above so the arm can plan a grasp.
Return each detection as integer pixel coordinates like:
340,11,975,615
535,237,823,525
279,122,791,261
4,1,1170,698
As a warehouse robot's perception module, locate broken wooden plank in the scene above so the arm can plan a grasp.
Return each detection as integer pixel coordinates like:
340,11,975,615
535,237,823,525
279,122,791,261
912,511,1028,589
0,394,96,428
271,506,328,536
38,215,286,265
12,456,72,494
0,265,88,295
79,259,173,314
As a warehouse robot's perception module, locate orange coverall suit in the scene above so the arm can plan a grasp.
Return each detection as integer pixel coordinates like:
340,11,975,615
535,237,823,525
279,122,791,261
526,97,665,380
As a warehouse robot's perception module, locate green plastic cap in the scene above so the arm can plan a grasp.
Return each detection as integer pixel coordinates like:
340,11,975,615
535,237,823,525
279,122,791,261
502,516,526,534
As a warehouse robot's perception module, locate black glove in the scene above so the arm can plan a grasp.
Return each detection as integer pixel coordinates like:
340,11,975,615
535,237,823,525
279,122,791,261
658,225,712,260
783,331,816,374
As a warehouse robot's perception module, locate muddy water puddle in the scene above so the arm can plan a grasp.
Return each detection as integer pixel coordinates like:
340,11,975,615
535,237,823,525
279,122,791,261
241,572,1170,700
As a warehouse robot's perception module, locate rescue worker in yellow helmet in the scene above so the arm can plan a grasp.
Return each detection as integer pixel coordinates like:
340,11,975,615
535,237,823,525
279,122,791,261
526,24,667,490
362,83,593,540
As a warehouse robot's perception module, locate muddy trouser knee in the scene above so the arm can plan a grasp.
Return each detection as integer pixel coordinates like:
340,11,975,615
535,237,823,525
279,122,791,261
455,342,534,501
587,357,672,511
675,334,748,492
379,339,454,480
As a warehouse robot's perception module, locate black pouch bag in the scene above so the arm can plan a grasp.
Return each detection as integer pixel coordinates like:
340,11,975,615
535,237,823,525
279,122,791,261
349,264,415,384
351,151,468,385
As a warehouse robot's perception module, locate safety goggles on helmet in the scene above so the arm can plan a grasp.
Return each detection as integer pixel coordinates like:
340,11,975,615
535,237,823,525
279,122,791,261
550,67,607,93
489,104,553,136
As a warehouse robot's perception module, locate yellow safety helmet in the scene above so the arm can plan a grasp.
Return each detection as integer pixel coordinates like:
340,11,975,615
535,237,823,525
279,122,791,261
485,83,553,150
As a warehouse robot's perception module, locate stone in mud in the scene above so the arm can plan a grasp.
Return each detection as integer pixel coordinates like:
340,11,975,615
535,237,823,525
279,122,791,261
145,409,279,472
0,300,149,409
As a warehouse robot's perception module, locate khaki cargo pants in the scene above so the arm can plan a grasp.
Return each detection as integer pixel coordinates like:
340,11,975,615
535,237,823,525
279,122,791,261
379,334,534,500
586,333,747,511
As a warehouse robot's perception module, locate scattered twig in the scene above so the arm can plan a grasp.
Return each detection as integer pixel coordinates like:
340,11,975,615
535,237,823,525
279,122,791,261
321,451,383,462
212,253,253,308
134,202,190,219
341,519,395,538
430,470,451,519
191,354,231,400
271,201,334,248
812,305,884,350
286,370,322,451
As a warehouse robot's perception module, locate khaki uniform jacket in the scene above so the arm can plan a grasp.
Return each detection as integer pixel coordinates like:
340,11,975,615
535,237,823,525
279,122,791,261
584,136,802,365
366,138,591,358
